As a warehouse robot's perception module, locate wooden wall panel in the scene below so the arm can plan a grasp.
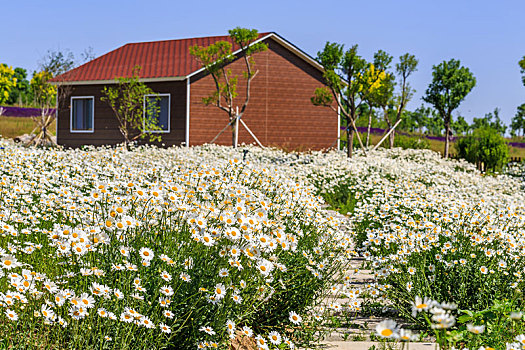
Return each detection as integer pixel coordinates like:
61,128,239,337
57,81,187,148
189,37,338,150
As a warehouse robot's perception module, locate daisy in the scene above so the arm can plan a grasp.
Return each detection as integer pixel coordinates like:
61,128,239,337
139,247,154,261
163,310,174,318
376,319,398,338
159,323,172,333
160,271,172,282
467,323,485,334
241,325,253,337
214,283,226,300
411,296,434,317
180,272,191,282
268,331,282,345
199,326,216,335
289,311,302,324
5,309,18,321
160,286,174,296
97,308,108,318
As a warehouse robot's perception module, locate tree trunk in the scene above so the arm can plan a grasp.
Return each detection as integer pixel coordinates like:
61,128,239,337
383,108,394,148
444,117,451,158
231,124,236,148
389,130,395,149
346,124,353,158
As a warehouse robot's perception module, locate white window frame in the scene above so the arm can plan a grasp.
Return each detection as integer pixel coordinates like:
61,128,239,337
143,93,171,133
70,96,95,133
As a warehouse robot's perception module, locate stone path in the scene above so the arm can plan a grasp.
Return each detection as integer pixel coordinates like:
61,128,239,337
319,209,436,349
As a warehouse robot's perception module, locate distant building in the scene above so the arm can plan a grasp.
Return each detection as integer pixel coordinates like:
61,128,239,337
52,32,338,150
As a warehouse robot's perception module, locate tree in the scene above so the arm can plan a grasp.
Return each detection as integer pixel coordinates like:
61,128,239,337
390,53,418,146
403,105,434,133
359,63,387,147
510,104,525,137
101,66,163,145
423,59,476,158
370,50,396,148
26,70,59,146
451,115,469,135
519,56,525,86
189,27,267,147
470,108,507,135
312,43,367,157
7,68,31,105
0,64,16,105
39,49,76,77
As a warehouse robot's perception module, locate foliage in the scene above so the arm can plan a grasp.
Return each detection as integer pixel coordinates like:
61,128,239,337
451,115,469,135
518,55,525,87
423,59,476,158
6,67,31,105
359,62,391,147
511,103,525,137
455,127,509,172
189,27,267,147
378,297,525,349
30,70,57,107
471,108,507,135
101,66,163,144
0,64,17,104
401,105,437,133
312,43,367,157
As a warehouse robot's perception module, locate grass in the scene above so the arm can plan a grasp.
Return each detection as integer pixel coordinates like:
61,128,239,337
0,116,56,139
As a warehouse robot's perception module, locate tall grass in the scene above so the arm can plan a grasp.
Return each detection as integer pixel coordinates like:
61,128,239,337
0,117,56,139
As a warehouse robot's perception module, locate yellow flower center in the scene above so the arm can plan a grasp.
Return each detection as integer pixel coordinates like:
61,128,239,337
381,329,393,337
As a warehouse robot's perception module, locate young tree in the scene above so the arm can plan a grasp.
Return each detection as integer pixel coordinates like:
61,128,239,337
359,63,387,147
189,27,267,147
312,43,367,157
101,66,162,145
0,64,17,105
370,50,396,148
423,59,476,158
511,103,525,137
390,53,418,145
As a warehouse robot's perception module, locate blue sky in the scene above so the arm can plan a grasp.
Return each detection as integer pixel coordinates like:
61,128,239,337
3,0,525,124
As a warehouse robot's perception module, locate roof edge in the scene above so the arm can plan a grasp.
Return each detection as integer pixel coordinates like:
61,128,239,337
50,76,188,86
186,32,324,79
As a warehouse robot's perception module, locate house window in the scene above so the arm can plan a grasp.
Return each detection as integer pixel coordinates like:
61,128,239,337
70,97,94,133
144,94,170,133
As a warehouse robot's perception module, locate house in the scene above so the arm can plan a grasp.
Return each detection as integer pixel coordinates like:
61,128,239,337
52,32,339,150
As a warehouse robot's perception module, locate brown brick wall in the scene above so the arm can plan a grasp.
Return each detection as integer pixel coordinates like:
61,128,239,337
189,37,338,150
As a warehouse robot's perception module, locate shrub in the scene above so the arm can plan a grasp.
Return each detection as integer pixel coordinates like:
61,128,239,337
455,127,509,172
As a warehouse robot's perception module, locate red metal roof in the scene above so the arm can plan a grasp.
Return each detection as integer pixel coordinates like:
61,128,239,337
53,33,272,82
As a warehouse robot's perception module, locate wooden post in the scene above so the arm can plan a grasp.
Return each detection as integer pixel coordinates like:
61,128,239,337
371,119,402,151
234,106,239,148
